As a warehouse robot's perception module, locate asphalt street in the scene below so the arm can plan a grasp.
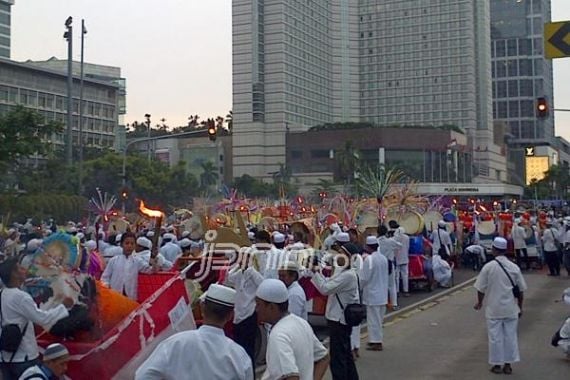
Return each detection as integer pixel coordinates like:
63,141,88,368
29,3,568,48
328,270,570,380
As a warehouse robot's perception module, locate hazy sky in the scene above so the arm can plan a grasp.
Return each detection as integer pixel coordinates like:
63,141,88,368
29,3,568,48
11,0,570,140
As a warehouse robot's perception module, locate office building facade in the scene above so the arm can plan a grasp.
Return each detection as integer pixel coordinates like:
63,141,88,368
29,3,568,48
0,58,121,151
233,0,506,183
0,0,13,58
490,0,554,144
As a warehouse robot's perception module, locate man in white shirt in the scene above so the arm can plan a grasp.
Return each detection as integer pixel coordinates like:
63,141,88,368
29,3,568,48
136,284,253,380
18,343,70,380
0,258,73,379
542,220,561,276
159,233,182,263
278,261,308,320
377,225,401,309
464,244,487,271
102,235,123,262
474,237,527,375
361,238,389,351
135,237,173,271
101,232,156,301
392,224,410,297
311,244,360,380
225,248,264,371
511,219,529,270
431,220,452,259
255,279,329,380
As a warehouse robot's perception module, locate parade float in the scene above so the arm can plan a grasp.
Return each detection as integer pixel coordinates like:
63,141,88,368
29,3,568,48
30,202,195,380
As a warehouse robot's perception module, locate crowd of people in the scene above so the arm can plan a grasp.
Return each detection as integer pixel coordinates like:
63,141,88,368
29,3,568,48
0,213,568,379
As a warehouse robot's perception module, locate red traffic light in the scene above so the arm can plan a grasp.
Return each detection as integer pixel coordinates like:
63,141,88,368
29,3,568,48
207,120,217,141
536,97,548,118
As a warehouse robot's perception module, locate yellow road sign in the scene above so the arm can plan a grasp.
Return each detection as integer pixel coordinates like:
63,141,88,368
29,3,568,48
545,21,570,59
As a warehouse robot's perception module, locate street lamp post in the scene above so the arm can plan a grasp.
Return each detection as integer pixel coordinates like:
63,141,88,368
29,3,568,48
145,113,151,162
64,16,73,166
78,19,87,195
121,129,210,213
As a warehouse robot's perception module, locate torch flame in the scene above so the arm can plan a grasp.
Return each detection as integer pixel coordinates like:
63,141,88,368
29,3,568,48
139,200,164,218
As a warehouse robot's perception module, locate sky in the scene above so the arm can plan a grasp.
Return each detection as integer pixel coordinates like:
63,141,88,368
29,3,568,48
10,0,570,139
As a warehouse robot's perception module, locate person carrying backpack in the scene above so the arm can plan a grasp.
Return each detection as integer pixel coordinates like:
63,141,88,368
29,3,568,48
0,258,73,380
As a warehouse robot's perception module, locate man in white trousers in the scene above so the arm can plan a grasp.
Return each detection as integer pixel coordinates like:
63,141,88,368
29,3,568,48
474,237,527,375
361,236,389,351
391,223,410,297
377,225,401,309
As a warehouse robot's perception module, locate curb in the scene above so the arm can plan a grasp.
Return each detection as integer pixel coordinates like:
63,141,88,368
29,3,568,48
255,276,477,377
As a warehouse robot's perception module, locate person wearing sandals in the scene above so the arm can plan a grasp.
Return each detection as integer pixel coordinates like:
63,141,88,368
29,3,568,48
474,237,527,375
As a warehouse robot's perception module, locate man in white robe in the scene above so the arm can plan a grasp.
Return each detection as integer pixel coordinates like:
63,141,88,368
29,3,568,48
136,284,253,380
474,237,527,375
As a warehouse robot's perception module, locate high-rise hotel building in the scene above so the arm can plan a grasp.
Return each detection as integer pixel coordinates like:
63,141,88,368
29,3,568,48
233,0,506,182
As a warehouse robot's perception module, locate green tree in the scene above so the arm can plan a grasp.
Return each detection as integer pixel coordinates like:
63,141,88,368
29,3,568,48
335,141,361,191
199,161,219,192
0,106,63,170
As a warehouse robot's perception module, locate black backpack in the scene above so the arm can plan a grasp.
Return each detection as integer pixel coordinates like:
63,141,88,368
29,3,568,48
0,290,29,361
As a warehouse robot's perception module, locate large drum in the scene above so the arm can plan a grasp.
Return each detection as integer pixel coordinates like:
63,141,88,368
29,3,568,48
424,211,443,233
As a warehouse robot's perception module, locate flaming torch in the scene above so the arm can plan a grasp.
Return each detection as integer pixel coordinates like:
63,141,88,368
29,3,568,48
139,200,164,260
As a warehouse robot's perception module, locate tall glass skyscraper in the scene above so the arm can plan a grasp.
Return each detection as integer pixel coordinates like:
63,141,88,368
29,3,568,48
0,0,13,59
233,0,505,181
490,0,554,145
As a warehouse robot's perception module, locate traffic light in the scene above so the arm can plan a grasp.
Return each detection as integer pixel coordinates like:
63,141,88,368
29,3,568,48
207,120,217,142
536,97,549,118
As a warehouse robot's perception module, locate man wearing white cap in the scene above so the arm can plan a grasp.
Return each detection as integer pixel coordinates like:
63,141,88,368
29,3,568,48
135,237,173,271
225,248,264,371
256,279,329,380
278,261,308,320
474,237,527,375
311,244,360,380
264,233,287,279
361,238,389,351
18,343,70,380
512,218,529,270
392,224,411,297
377,225,401,310
137,284,253,380
160,233,182,263
431,220,452,260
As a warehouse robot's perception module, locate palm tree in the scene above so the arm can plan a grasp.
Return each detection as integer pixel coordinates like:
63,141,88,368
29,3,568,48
187,115,200,128
225,110,233,133
355,165,406,204
199,161,219,191
335,140,361,191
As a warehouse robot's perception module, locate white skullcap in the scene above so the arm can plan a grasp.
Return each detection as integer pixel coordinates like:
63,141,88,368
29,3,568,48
163,233,176,241
271,231,280,237
287,234,294,241
273,233,286,244
279,261,299,272
115,234,123,243
166,225,175,232
247,231,255,239
336,232,350,243
181,230,191,238
67,226,77,233
179,238,192,249
7,228,16,235
256,279,289,303
438,220,447,228
76,232,85,240
203,284,236,307
43,343,69,362
365,236,378,246
329,223,340,232
85,240,97,251
26,239,43,252
146,231,155,238
492,237,508,251
137,237,152,250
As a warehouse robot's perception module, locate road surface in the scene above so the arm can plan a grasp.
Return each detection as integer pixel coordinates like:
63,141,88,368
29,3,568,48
327,271,569,379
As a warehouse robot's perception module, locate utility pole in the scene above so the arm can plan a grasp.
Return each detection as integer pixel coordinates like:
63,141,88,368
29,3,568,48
78,19,87,195
64,16,73,166
145,113,151,162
